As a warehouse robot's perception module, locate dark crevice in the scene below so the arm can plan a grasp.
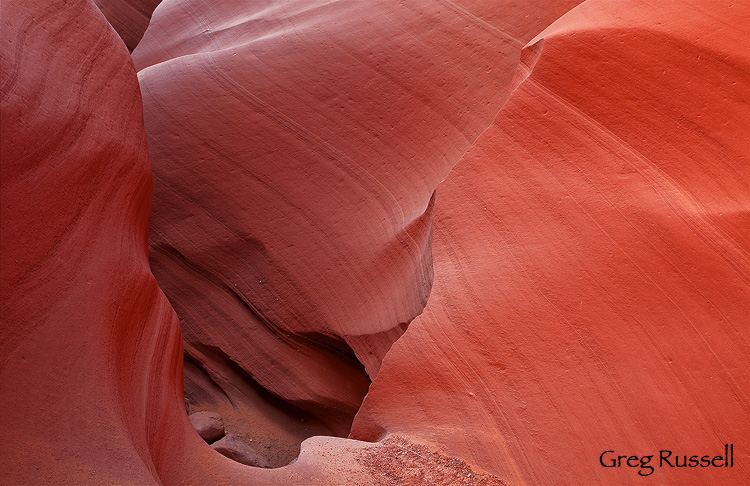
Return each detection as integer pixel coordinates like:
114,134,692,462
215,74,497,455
297,331,371,372
191,342,339,430
183,352,234,409
153,217,427,468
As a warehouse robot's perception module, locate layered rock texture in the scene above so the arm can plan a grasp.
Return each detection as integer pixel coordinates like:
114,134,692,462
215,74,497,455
0,0,186,483
133,0,587,456
1,0,748,485
353,2,750,483
94,0,162,50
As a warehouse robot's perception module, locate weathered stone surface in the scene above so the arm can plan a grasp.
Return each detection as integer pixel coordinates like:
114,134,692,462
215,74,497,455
1,0,583,483
0,0,188,483
94,0,161,51
132,0,584,445
352,1,750,484
211,434,271,468
189,411,225,443
2,0,747,484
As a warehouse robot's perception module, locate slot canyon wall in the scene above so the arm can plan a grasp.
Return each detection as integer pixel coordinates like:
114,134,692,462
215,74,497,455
132,0,590,464
1,0,748,485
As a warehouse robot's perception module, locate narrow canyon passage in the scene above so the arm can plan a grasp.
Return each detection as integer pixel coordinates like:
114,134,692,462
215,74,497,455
2,0,747,485
133,0,547,470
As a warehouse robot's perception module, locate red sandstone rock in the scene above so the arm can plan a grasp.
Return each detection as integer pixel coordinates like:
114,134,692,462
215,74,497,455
132,0,583,442
94,0,161,51
352,0,750,484
1,0,581,484
0,2,375,484
3,0,747,484
189,411,225,443
0,0,188,483
211,434,271,468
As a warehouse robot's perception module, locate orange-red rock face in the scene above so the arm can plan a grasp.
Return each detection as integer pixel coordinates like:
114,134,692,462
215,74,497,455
132,0,584,446
0,0,186,483
2,0,748,485
354,0,750,484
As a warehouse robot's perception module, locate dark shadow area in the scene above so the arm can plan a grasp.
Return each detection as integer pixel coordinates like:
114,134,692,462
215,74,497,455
183,336,372,468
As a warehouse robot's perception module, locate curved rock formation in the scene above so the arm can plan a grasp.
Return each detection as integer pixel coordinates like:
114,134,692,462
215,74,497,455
0,0,186,483
2,0,747,484
94,0,162,51
0,1,385,483
132,0,583,450
353,0,750,484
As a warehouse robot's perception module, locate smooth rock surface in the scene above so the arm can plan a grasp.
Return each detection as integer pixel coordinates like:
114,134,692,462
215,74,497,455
133,0,584,444
1,0,582,484
0,0,188,483
211,434,271,468
0,1,422,484
94,0,161,51
2,0,747,484
189,411,225,443
352,0,750,484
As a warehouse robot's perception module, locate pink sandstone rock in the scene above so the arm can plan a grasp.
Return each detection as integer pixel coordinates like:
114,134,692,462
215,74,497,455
0,1,391,484
211,434,271,468
352,0,750,484
189,411,225,443
132,0,584,445
94,0,162,51
2,0,747,484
